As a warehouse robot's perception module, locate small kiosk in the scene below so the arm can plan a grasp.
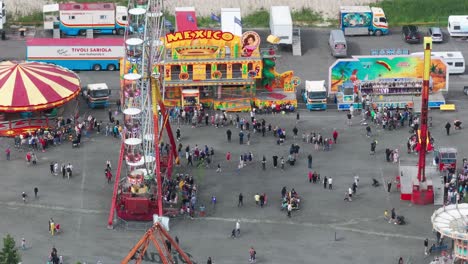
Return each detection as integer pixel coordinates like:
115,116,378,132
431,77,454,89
181,89,200,108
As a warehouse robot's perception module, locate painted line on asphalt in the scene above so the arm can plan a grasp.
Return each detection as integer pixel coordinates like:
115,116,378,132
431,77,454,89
0,201,106,215
200,216,425,240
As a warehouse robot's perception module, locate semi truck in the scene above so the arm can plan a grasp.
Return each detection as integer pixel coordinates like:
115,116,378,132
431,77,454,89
83,83,111,108
339,6,388,36
49,2,128,36
303,80,327,110
26,38,125,71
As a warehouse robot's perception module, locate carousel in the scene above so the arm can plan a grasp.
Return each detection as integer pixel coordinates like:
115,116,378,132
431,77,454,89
0,61,81,137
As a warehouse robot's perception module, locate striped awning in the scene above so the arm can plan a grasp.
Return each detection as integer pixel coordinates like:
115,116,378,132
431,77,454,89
0,61,81,112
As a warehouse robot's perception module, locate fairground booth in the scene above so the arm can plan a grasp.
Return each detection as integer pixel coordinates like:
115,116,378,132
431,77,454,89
0,61,81,137
329,53,448,111
120,7,300,112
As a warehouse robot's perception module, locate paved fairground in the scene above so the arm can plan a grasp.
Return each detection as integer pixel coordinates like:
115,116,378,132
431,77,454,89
1,28,468,264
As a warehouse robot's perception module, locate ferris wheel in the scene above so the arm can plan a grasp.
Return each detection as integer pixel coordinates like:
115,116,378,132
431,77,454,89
109,0,177,226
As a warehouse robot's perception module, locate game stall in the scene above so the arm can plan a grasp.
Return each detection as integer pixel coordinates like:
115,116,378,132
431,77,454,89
329,55,448,110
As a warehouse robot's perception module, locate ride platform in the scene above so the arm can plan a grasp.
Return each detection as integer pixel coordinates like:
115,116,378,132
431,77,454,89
399,156,439,204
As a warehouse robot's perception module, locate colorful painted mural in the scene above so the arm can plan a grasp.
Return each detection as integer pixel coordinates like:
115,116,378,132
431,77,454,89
328,55,448,93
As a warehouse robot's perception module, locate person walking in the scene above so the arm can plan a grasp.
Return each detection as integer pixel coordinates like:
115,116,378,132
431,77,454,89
287,203,292,218
176,127,181,141
347,112,352,126
66,163,73,178
292,126,298,140
238,193,243,207
308,171,313,183
22,192,27,203
249,247,256,263
239,130,244,145
280,156,285,170
387,180,392,192
390,208,396,224
366,125,372,137
61,164,66,178
445,121,451,136
333,129,338,144
216,164,221,173
187,154,193,166
50,162,54,175
328,177,333,190
226,129,232,142
307,154,312,169
108,108,113,123
323,176,328,189
424,238,429,255
34,187,38,198
5,147,10,161
226,151,231,161
262,156,266,170
21,238,26,250
370,140,377,155
207,257,213,264
235,220,240,236
273,155,278,168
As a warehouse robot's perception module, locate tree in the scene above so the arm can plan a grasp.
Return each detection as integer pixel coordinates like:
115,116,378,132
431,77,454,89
0,234,21,264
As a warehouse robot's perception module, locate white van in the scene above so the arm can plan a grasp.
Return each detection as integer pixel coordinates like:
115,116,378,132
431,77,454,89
411,51,465,74
448,16,468,37
329,30,347,57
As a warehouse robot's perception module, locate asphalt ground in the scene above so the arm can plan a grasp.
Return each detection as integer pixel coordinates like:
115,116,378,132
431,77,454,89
1,27,468,263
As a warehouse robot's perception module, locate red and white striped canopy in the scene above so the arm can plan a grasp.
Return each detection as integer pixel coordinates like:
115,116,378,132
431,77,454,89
0,61,81,112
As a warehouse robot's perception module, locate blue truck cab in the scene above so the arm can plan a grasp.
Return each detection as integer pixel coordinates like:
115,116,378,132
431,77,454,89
83,83,111,108
303,80,327,110
340,6,389,36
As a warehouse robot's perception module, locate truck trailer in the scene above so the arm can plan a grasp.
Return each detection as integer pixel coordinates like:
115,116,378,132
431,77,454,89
55,2,127,36
339,6,388,36
26,38,125,71
269,6,293,45
221,8,242,36
448,16,468,37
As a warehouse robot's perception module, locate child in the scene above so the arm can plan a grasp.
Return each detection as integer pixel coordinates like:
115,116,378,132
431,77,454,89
216,164,221,173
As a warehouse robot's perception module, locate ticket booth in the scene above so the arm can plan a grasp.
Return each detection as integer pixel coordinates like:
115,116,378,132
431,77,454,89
435,147,457,172
181,89,200,108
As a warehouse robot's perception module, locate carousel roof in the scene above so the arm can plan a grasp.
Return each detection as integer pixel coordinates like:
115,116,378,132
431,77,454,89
0,61,81,112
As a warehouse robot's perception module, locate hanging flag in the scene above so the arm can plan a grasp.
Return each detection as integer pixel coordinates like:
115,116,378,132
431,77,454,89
234,16,242,26
211,13,221,22
164,19,172,28
187,14,195,23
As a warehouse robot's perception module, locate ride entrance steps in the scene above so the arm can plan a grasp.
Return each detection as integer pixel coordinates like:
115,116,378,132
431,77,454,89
292,28,302,56
433,173,445,206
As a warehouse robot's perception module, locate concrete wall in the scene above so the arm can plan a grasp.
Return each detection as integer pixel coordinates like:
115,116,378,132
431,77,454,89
164,0,380,19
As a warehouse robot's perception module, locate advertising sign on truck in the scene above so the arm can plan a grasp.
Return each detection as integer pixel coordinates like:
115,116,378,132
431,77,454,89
339,6,388,36
26,38,125,71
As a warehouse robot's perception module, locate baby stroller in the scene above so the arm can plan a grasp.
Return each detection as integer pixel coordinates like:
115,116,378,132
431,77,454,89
454,120,462,130
372,178,380,187
396,215,406,225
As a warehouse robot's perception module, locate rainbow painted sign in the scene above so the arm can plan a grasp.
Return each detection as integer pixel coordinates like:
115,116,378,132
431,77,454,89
328,55,448,93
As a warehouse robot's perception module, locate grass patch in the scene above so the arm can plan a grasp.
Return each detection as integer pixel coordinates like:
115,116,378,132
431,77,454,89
242,9,270,28
372,0,468,26
291,8,323,25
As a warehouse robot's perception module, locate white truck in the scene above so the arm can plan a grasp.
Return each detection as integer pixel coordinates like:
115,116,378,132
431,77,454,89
83,83,111,109
269,6,293,45
339,6,389,36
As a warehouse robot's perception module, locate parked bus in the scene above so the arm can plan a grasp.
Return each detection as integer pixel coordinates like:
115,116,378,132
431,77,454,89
26,38,125,71
411,51,465,74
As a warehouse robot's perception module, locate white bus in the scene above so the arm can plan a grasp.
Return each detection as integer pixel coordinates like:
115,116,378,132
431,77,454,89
448,16,468,37
411,51,465,74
